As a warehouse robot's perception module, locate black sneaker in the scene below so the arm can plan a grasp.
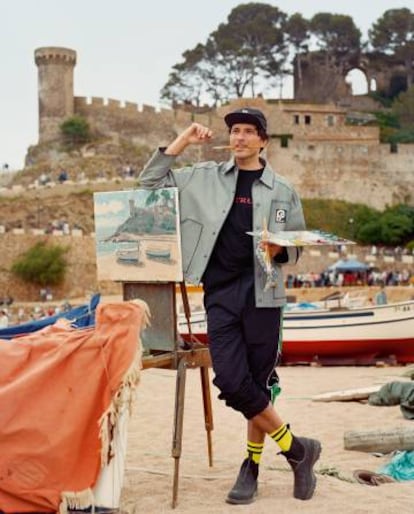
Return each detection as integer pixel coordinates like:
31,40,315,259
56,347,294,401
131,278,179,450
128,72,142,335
283,437,321,500
226,458,259,504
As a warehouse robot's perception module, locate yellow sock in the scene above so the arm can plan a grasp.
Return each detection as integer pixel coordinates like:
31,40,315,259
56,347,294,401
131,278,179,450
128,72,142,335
269,424,293,452
246,441,264,464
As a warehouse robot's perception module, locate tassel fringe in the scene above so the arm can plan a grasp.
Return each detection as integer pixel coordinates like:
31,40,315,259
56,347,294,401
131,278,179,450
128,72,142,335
59,488,95,514
99,299,150,466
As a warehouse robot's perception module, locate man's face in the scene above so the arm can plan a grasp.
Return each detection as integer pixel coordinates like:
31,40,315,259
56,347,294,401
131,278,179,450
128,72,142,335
229,123,267,159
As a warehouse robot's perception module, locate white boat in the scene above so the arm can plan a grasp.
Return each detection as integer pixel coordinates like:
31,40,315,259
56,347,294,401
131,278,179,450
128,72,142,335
116,242,141,265
282,300,414,364
178,297,414,365
285,290,369,311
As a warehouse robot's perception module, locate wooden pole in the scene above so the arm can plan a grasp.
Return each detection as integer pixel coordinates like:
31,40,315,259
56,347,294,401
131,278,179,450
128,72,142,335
171,357,187,508
200,366,214,467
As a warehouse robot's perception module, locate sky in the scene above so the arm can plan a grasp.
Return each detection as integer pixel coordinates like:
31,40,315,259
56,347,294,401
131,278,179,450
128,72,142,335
0,0,409,170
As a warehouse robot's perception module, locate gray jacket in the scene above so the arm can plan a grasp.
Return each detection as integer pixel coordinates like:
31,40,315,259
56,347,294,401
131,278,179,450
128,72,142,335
139,149,305,307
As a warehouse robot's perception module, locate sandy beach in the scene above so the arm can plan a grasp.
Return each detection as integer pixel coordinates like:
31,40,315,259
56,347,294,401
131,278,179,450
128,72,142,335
120,364,414,514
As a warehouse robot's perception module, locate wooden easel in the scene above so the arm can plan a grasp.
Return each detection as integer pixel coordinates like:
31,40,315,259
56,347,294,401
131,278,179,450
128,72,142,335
122,281,213,508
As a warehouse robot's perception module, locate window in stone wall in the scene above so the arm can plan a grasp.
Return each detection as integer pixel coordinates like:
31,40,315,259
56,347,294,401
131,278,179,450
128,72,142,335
279,134,292,148
304,115,311,125
270,134,292,148
327,115,335,127
390,142,398,154
293,114,300,125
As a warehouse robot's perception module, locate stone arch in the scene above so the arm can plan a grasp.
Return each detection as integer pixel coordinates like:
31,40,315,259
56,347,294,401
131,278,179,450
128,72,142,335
293,50,410,103
345,68,369,95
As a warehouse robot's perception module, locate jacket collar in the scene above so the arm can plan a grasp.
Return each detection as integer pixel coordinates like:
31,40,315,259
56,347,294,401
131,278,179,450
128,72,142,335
222,157,274,189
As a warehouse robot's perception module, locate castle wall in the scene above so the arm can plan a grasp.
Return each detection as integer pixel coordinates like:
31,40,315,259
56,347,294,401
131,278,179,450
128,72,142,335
70,95,413,210
271,140,414,209
74,96,192,148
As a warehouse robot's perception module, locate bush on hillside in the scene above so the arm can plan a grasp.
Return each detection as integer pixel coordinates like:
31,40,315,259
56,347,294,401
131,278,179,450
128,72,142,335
11,241,68,287
60,115,91,145
302,200,414,246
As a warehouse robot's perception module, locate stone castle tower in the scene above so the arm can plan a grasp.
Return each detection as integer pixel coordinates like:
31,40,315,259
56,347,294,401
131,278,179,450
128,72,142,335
34,47,77,143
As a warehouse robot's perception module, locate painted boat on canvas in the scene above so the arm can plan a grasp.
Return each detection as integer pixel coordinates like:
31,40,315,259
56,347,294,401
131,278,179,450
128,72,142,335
145,245,171,260
116,243,141,265
178,300,414,365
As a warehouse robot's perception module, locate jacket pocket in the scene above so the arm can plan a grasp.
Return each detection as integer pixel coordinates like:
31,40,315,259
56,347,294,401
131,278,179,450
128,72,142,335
181,218,203,273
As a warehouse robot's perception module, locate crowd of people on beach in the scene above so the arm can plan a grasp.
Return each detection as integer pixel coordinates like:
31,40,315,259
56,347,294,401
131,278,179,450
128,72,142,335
9,162,138,191
0,298,73,328
286,267,414,289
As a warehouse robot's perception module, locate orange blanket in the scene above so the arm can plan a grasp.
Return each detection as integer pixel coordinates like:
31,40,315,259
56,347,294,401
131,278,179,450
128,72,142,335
0,301,147,513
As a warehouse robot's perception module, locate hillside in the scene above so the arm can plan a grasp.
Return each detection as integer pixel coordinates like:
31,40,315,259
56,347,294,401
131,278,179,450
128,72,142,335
0,173,142,234
0,139,205,233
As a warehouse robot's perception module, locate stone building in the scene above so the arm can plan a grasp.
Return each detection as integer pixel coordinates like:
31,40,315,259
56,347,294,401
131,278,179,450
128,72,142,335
32,46,414,211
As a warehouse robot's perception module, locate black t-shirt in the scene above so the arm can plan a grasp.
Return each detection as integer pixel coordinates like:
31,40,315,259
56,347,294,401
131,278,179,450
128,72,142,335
202,168,263,292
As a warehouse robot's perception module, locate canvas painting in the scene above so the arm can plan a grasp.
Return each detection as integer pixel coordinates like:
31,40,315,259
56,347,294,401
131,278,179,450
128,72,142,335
93,188,183,282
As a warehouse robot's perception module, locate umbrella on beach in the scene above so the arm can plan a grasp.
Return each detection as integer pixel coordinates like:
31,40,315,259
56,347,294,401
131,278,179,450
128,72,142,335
328,258,369,273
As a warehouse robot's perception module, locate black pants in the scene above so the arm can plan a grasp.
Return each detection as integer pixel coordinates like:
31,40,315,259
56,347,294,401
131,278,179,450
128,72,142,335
204,274,282,419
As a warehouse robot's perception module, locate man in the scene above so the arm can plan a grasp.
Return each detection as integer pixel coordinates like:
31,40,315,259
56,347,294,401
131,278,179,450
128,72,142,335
375,283,388,305
139,107,321,504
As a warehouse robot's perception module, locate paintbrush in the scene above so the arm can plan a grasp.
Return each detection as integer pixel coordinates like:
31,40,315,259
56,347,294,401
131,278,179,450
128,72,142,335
212,145,263,150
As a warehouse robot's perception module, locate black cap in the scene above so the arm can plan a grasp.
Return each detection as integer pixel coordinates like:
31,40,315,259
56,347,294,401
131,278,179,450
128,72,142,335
224,108,267,132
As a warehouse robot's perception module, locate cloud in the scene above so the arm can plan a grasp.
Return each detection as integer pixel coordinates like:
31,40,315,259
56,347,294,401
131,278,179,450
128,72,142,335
94,199,125,216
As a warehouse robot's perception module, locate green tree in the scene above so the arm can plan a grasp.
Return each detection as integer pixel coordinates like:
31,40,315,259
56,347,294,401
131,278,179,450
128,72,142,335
369,8,414,90
160,44,213,107
376,87,414,143
357,205,414,245
11,241,68,287
145,190,160,208
357,219,383,244
387,127,414,144
301,199,414,246
161,2,288,106
60,115,91,145
286,13,310,90
305,13,361,99
160,189,175,212
310,13,361,56
372,110,401,143
212,3,288,96
380,210,413,245
392,86,414,128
